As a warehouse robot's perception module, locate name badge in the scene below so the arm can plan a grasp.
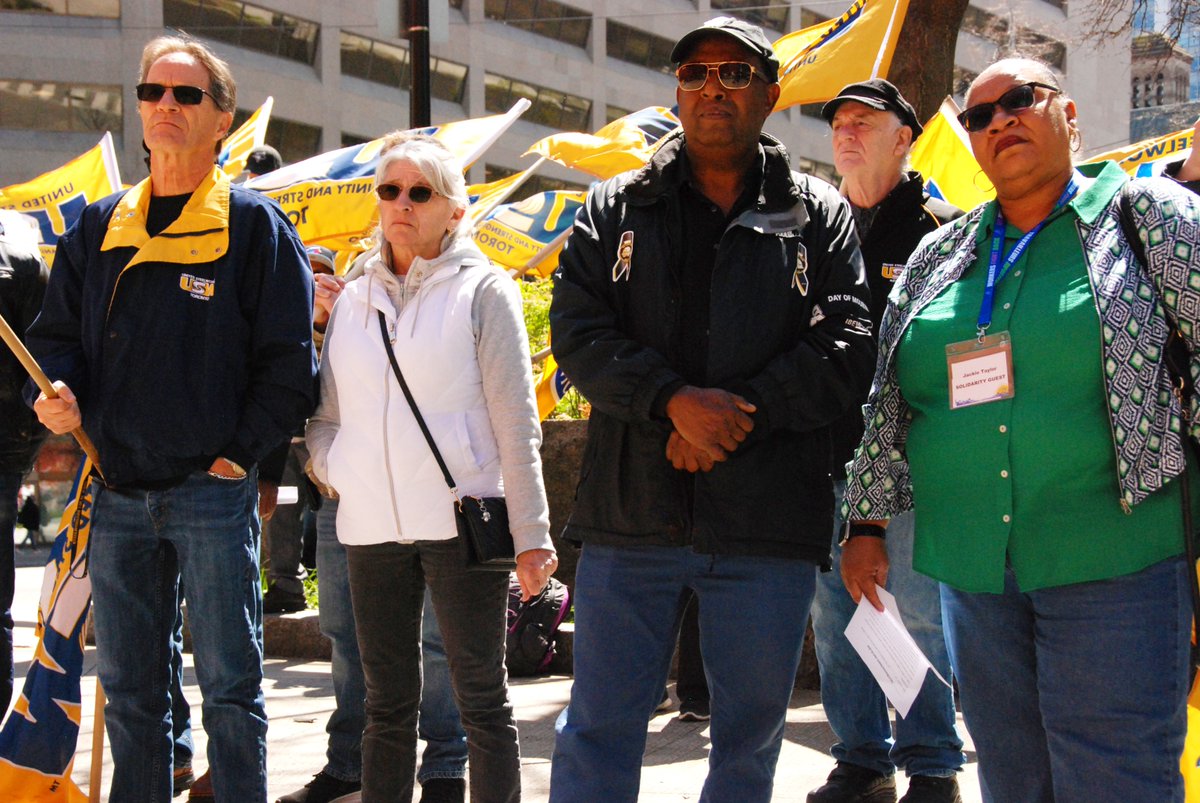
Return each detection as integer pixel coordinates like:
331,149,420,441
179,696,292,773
946,332,1014,409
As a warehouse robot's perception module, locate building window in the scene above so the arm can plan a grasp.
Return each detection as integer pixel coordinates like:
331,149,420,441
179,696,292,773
953,66,977,103
484,164,588,194
799,103,823,120
606,104,631,124
0,0,118,16
484,72,590,130
163,0,320,65
1017,29,1066,72
0,80,122,133
230,107,320,164
606,20,674,74
961,6,1008,44
342,132,371,147
340,32,468,105
799,9,829,28
483,0,591,49
794,156,838,187
709,0,788,33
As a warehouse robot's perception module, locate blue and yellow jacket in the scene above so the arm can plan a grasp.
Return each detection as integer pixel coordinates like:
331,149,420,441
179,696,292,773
27,167,317,487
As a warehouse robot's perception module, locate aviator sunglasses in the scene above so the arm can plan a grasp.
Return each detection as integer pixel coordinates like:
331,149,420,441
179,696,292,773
135,82,217,106
675,61,762,92
956,81,1060,133
375,183,437,204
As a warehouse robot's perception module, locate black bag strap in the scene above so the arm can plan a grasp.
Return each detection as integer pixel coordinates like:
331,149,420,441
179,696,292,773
1119,182,1200,671
376,310,460,500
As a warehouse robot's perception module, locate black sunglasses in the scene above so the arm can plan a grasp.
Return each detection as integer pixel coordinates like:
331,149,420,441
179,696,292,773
375,183,437,204
956,81,1060,133
135,82,217,106
675,61,762,92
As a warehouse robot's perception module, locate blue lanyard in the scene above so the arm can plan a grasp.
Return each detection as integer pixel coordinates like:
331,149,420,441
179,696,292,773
976,172,1081,337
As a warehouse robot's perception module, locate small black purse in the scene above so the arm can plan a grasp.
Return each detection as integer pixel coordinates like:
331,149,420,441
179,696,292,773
376,312,517,571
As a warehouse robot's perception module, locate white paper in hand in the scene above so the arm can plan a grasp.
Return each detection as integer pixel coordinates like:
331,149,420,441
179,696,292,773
843,586,951,718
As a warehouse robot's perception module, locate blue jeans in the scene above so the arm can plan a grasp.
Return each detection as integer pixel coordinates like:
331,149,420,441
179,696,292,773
315,498,467,784
89,472,266,803
550,543,816,803
0,472,19,719
810,483,962,777
264,442,308,596
942,558,1191,803
170,600,193,770
315,498,366,783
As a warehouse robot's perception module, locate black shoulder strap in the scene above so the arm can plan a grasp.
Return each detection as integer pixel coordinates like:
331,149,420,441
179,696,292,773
376,310,459,496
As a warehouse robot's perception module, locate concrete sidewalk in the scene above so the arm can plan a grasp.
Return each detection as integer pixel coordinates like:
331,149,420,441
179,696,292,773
11,556,982,802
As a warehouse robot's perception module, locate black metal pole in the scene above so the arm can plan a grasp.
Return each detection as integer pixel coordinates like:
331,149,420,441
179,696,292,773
407,0,431,127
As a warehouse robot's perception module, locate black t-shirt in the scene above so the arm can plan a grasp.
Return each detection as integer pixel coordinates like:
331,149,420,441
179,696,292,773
145,193,191,238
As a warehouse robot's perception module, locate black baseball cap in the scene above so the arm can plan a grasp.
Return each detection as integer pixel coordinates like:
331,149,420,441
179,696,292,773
246,144,282,176
822,79,924,139
671,16,780,84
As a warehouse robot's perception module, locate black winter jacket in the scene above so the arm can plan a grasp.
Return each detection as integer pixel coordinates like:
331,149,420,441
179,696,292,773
830,174,963,475
550,131,875,564
0,231,48,475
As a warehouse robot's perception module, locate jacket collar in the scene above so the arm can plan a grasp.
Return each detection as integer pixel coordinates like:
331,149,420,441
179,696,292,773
621,129,801,213
101,166,231,268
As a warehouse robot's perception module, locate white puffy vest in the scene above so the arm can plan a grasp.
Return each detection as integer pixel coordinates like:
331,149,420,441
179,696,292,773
324,258,503,545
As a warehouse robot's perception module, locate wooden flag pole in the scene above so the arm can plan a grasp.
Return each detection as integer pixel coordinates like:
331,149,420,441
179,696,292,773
0,310,103,477
89,675,105,803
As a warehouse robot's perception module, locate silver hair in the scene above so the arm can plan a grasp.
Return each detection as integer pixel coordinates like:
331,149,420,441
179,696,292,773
374,136,471,244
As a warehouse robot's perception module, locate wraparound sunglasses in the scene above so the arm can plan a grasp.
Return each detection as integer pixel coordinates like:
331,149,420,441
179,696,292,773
135,82,217,106
956,81,1060,133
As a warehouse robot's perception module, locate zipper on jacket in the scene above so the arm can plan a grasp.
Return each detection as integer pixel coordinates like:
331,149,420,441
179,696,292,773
1076,220,1133,514
380,359,406,537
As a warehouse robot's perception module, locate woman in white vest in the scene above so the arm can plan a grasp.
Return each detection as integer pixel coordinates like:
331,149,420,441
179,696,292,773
306,134,557,803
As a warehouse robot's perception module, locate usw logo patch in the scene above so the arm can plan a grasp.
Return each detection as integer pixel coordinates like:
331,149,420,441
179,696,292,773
180,274,215,301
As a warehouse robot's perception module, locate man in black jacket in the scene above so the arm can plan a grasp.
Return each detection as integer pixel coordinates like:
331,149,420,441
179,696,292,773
0,217,48,720
548,18,875,803
808,80,965,803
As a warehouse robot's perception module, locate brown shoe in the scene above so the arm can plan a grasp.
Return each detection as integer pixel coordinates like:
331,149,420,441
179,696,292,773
188,769,213,800
173,764,194,797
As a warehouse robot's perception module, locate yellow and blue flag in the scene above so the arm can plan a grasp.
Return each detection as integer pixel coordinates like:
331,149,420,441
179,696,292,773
773,0,911,111
217,96,274,178
0,134,122,266
536,350,573,421
246,101,533,254
0,458,96,802
1086,127,1193,177
473,189,585,279
525,107,680,180
909,97,992,213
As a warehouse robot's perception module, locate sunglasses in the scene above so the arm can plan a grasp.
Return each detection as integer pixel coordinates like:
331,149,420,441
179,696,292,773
135,82,217,106
675,61,762,92
956,81,1060,133
375,183,437,204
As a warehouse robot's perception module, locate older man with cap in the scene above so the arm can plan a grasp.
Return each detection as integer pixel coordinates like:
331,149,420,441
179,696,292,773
548,17,874,803
806,79,965,803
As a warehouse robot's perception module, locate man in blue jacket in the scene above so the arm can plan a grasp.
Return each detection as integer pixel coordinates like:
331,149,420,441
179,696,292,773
29,36,315,803
548,17,875,802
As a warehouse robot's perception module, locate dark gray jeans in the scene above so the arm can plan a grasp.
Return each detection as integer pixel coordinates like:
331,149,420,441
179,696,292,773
344,538,519,803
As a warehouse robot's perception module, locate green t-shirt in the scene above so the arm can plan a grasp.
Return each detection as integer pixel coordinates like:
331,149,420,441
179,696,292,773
895,163,1189,593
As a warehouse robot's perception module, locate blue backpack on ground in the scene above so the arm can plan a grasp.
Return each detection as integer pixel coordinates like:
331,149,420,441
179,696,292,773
506,575,571,676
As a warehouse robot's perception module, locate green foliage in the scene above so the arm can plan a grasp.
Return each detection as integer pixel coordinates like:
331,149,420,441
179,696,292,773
520,277,590,420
